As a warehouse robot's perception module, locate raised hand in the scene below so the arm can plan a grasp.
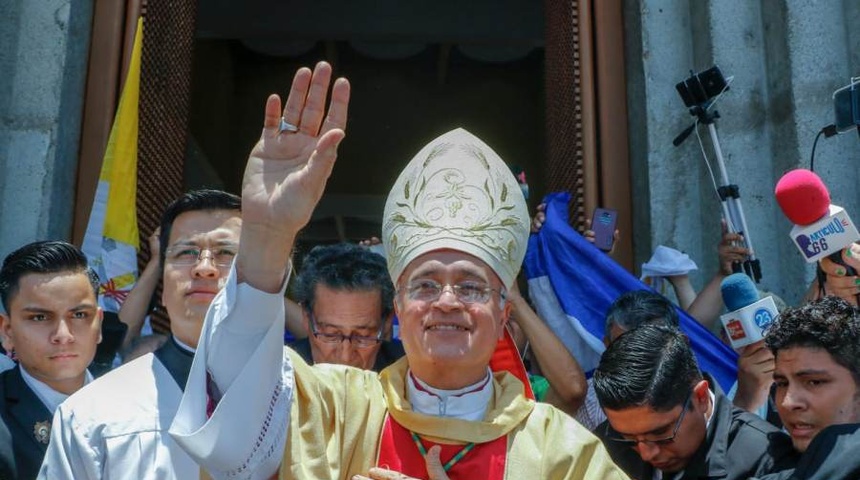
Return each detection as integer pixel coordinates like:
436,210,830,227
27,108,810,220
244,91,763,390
237,61,350,292
733,340,775,412
147,227,161,265
242,61,350,236
583,218,620,254
717,219,751,275
530,203,546,233
816,242,860,306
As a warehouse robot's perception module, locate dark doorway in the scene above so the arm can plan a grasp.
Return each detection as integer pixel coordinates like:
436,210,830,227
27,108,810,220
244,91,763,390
186,2,546,249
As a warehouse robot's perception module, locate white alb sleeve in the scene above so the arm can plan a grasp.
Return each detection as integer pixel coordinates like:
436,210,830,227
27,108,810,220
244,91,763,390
169,265,294,480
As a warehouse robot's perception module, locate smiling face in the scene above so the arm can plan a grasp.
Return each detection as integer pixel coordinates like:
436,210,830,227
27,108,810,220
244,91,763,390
161,209,241,348
774,346,860,452
394,250,509,390
0,271,102,395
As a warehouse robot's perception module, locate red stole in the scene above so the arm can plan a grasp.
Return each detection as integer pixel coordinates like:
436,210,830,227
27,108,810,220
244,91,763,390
490,328,535,400
377,415,507,480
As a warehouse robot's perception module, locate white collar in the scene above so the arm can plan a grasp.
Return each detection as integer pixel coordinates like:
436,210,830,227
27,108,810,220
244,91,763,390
705,388,716,428
19,365,93,413
406,368,493,422
172,335,197,354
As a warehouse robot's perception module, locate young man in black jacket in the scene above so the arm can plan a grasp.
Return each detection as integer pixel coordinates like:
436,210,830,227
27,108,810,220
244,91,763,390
0,241,102,479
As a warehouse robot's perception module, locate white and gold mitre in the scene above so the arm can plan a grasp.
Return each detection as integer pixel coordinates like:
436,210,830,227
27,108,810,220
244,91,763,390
382,128,530,289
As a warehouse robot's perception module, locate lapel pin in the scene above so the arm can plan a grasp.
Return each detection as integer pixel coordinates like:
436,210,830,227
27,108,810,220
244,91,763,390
33,420,51,444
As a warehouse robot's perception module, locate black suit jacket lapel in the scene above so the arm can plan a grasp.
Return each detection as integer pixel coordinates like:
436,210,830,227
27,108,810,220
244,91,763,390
5,367,53,454
154,336,195,392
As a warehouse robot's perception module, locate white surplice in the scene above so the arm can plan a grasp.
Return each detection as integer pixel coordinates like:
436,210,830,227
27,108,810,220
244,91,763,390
39,354,195,479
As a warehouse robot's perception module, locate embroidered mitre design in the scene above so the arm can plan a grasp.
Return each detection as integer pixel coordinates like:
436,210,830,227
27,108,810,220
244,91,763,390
383,128,529,288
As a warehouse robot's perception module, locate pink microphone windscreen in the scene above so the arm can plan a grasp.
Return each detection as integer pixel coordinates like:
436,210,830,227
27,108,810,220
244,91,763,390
774,169,831,225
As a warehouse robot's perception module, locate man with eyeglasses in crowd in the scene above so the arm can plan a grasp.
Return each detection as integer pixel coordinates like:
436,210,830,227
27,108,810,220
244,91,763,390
40,189,242,479
289,242,404,371
593,324,797,480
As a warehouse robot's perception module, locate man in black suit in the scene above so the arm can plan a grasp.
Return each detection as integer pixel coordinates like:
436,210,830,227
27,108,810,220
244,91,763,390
0,241,102,479
289,243,404,372
593,324,797,480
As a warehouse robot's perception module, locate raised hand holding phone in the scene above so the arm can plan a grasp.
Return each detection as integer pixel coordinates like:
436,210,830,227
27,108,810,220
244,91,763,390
589,208,619,253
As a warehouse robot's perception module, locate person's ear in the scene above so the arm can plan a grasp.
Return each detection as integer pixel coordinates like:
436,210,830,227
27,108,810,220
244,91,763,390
0,313,13,352
301,305,312,336
499,301,512,338
96,308,104,344
382,312,394,339
393,293,402,318
693,379,710,410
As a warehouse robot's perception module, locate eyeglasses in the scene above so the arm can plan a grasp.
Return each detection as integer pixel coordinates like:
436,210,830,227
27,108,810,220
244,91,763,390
402,280,505,305
606,392,693,447
308,311,383,348
164,245,238,268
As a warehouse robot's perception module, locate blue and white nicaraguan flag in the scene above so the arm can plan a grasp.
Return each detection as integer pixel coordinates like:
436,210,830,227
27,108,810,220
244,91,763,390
82,18,143,315
523,192,738,391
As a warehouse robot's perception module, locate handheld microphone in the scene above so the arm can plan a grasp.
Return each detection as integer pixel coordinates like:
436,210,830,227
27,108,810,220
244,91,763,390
719,273,778,349
774,169,859,265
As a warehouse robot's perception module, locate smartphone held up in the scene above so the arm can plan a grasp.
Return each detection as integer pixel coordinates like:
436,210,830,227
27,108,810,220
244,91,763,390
591,208,618,252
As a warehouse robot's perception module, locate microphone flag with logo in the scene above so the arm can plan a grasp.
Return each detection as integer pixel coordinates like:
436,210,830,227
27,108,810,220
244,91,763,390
775,169,859,265
719,273,778,349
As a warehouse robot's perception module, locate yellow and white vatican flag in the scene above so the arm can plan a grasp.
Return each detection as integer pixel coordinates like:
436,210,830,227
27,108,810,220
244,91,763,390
82,18,143,314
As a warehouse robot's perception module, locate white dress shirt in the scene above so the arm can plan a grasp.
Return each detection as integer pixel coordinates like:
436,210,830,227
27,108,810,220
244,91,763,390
19,365,93,413
0,354,14,373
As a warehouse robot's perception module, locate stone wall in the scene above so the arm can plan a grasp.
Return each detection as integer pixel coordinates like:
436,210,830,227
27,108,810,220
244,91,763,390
625,0,860,304
0,0,93,259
